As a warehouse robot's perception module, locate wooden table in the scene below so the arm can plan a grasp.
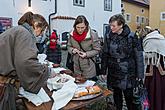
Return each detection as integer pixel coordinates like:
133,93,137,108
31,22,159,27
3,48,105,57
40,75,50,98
61,89,112,110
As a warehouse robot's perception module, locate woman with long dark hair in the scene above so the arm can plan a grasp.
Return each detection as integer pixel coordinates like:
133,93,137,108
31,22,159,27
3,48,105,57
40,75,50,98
67,15,101,80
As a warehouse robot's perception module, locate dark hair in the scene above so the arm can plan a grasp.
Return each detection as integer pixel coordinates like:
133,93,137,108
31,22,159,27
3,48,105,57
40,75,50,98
32,14,48,31
18,12,48,31
73,15,89,31
109,14,125,26
18,11,34,26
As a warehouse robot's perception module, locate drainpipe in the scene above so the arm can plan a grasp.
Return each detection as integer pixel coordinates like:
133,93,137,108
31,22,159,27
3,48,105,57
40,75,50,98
48,0,57,36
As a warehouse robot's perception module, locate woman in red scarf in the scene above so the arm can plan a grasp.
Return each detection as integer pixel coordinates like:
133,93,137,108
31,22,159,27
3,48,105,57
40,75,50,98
67,15,101,80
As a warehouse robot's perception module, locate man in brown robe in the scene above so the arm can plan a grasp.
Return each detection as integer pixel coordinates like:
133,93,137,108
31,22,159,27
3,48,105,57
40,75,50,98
0,24,50,93
0,13,51,110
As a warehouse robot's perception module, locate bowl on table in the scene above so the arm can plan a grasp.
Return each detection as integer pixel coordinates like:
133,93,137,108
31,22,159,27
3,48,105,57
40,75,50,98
60,69,73,76
73,74,87,84
52,64,60,68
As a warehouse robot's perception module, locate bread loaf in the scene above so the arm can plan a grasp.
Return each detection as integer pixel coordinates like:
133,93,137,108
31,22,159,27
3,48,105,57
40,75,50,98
86,85,101,94
74,86,101,98
74,88,88,98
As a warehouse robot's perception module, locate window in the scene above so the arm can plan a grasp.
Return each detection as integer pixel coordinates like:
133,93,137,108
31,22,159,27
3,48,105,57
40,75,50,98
161,12,165,20
73,0,85,7
141,16,145,24
136,16,140,24
146,18,149,25
103,24,109,36
104,0,112,11
125,13,131,23
121,3,124,8
141,9,144,13
62,32,69,41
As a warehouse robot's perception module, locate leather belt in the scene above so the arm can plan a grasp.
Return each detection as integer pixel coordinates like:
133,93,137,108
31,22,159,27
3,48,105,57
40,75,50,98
109,57,129,63
0,75,20,88
0,75,12,83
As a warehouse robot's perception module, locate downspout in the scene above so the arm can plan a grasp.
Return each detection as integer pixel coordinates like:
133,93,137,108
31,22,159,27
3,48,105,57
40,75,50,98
48,0,57,36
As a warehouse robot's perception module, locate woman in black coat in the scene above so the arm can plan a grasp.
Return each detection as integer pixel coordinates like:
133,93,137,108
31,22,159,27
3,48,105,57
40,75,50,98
101,14,144,110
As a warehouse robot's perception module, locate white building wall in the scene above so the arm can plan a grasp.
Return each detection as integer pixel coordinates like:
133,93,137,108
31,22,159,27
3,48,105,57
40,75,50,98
54,0,121,36
0,0,121,36
0,0,55,26
52,19,75,34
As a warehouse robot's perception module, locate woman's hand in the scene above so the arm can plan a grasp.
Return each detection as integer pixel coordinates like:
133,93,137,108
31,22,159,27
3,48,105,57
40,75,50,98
72,48,80,54
78,52,87,58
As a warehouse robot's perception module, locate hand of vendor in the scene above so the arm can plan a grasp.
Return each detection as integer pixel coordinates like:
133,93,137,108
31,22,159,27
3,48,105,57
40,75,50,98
49,68,60,78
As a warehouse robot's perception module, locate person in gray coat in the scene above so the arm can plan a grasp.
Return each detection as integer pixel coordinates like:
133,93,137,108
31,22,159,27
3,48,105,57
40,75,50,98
0,12,54,110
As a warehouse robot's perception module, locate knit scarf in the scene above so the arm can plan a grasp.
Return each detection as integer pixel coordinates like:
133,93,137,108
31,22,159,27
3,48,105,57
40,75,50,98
21,23,36,42
72,31,87,43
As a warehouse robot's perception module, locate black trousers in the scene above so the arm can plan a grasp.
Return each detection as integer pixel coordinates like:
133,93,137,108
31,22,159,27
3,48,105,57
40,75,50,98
113,87,134,110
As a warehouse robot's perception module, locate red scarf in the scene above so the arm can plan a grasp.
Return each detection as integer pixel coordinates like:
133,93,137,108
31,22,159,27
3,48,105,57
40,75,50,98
72,31,87,43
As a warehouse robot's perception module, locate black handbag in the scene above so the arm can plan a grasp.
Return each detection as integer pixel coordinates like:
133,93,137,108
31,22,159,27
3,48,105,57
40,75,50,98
66,52,74,72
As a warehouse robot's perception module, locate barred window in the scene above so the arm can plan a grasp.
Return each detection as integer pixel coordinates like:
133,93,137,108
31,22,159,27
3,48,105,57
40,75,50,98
104,0,112,11
73,0,85,7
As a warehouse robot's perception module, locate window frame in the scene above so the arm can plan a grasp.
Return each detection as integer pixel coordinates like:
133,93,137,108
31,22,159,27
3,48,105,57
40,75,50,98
73,0,85,7
141,16,145,24
136,15,140,24
125,13,131,23
121,3,124,9
104,0,112,12
160,12,165,21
